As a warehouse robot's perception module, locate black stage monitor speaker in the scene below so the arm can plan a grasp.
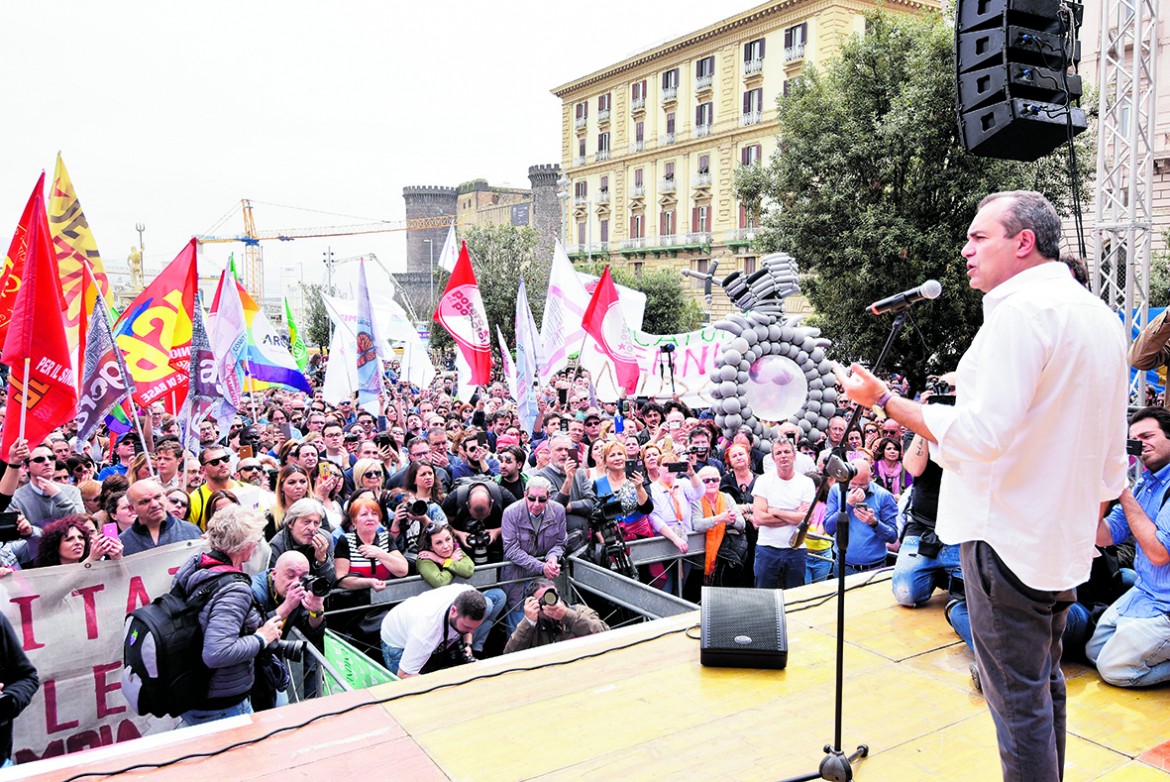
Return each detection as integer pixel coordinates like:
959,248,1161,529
700,586,787,669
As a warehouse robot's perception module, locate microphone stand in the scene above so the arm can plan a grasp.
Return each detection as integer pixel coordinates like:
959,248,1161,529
783,308,910,782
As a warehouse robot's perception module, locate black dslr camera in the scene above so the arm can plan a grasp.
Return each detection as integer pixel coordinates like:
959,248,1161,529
300,574,331,598
587,501,637,579
465,519,491,565
269,638,306,663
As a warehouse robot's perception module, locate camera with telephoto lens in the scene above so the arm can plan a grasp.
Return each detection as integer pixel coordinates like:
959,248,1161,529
300,574,331,598
465,519,491,565
269,638,306,663
599,497,624,521
397,497,428,517
538,587,559,607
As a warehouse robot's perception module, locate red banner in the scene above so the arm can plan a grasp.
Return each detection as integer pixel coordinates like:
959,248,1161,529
0,174,42,351
433,241,492,385
582,265,640,394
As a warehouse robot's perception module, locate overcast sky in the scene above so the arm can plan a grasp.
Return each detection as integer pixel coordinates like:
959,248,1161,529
0,1,734,298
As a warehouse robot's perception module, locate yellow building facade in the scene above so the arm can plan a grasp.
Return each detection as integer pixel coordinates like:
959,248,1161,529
552,0,938,317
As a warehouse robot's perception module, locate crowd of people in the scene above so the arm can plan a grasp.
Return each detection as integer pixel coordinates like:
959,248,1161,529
0,193,1162,782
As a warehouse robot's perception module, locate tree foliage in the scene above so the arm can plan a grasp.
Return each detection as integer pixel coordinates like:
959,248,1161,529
737,12,1092,386
301,283,331,350
429,223,548,355
577,261,704,335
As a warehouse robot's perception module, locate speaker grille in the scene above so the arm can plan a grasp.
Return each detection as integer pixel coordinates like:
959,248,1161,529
700,587,787,669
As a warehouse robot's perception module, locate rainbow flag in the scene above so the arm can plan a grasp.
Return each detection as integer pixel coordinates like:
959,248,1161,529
210,275,310,394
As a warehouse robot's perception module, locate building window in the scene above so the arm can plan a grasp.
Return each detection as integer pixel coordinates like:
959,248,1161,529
666,112,676,135
696,259,709,274
744,256,757,274
664,161,675,182
597,132,611,160
740,144,763,167
634,168,644,188
630,213,644,238
633,261,644,275
695,55,715,90
694,102,713,136
783,80,791,98
631,79,647,110
636,121,644,143
784,23,807,61
598,93,611,113
739,204,759,229
575,101,589,129
578,137,586,158
698,154,710,175
600,219,609,243
742,88,764,125
600,175,608,193
692,205,711,233
662,67,679,102
577,222,586,246
744,38,765,72
660,209,676,236
575,181,587,199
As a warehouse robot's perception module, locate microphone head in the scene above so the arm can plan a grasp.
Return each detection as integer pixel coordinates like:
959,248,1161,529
921,279,942,300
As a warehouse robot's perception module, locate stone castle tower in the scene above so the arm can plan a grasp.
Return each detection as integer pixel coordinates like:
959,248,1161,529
402,185,457,273
527,163,562,262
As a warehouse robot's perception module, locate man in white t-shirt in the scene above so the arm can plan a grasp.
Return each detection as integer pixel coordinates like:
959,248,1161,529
380,585,487,678
752,439,816,589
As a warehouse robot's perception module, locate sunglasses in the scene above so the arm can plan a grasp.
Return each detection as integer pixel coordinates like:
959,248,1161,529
526,495,550,504
240,465,262,472
26,455,51,465
203,455,231,467
423,521,448,534
364,471,384,478
701,477,720,484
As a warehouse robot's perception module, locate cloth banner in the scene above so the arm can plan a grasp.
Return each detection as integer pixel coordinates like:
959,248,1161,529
322,295,434,392
579,325,733,406
0,174,38,350
1,539,206,764
354,261,384,412
321,629,396,695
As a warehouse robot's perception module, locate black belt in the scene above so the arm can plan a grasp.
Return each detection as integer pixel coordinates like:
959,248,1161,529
846,560,886,573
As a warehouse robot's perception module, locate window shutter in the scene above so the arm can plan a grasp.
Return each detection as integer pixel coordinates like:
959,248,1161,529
691,206,699,231
665,162,674,178
744,42,751,62
759,38,765,58
743,91,750,114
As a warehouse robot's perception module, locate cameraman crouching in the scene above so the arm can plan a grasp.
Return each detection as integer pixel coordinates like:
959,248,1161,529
251,551,327,708
379,585,487,678
503,578,608,654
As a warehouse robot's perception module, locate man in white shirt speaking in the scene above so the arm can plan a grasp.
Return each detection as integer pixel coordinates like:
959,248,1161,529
837,191,1128,782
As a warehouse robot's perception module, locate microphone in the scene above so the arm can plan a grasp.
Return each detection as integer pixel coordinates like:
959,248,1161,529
866,280,942,315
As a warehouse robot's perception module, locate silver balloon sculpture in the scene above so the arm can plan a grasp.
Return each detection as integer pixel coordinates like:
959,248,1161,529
710,253,837,449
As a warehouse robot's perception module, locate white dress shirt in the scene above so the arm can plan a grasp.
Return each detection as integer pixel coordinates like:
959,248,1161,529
922,262,1128,591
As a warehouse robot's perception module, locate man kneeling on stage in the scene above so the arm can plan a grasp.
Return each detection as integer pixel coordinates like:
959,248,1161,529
503,578,609,654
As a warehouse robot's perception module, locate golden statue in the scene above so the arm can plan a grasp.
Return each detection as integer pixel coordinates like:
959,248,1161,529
129,245,144,290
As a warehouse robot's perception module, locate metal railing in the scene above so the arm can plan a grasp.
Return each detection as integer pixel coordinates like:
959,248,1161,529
692,123,712,138
629,185,645,198
572,155,586,167
659,132,676,146
629,140,644,153
741,110,762,126
694,172,712,187
659,177,676,193
785,44,805,62
695,74,713,90
631,96,645,111
595,148,611,162
744,57,764,75
661,85,678,102
575,116,587,130
598,108,611,123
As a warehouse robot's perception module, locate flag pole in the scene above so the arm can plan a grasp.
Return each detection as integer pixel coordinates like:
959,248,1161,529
130,404,154,476
17,358,29,441
244,361,260,423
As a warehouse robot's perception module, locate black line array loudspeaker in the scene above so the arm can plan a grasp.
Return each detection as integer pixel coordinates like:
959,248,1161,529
700,586,787,669
955,0,1087,161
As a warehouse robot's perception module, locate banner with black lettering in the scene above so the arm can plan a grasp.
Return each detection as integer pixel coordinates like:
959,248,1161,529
0,540,205,764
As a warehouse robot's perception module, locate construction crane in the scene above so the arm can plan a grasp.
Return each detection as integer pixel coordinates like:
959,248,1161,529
196,199,455,300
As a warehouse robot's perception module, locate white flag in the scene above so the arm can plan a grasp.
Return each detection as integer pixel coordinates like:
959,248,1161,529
514,278,542,433
540,240,591,384
437,223,459,273
208,270,246,415
497,326,518,401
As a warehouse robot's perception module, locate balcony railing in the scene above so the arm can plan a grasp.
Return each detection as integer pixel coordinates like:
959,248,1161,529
629,185,646,198
725,228,757,243
686,231,712,245
574,195,589,207
595,148,611,162
629,140,645,153
570,241,610,255
572,155,587,167
694,172,712,187
692,123,712,138
659,178,677,193
620,237,647,250
740,111,762,127
784,44,805,62
575,116,587,130
598,108,611,123
744,58,764,75
695,74,713,91
597,189,610,204
659,132,676,146
631,96,645,111
658,234,685,248
661,85,678,103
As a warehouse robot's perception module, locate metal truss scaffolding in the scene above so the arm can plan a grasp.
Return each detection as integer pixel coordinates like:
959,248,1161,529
1093,0,1160,400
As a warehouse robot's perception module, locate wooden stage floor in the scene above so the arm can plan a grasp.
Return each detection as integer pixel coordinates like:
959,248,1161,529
11,572,1170,781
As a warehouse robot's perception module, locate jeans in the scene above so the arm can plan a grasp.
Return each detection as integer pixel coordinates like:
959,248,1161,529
754,546,806,589
180,698,253,727
805,548,834,584
474,588,507,653
963,540,1073,782
945,597,974,649
1085,587,1170,687
382,642,404,676
891,536,962,607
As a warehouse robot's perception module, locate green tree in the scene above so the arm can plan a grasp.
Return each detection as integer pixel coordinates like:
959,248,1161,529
1149,230,1170,306
577,261,704,335
429,223,548,356
301,283,331,350
736,12,1091,387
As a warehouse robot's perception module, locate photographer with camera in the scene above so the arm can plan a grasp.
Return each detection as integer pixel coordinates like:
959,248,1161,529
416,521,506,657
500,477,567,634
250,550,327,708
442,480,511,564
379,585,487,678
503,578,609,654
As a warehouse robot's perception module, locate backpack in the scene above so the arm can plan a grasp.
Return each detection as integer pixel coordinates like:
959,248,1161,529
121,569,251,718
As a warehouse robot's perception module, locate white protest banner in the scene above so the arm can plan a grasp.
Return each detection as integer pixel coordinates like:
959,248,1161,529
1,539,205,764
579,326,733,407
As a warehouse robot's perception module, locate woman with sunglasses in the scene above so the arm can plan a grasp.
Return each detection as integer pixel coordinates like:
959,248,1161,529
416,519,507,657
166,487,191,521
696,465,746,587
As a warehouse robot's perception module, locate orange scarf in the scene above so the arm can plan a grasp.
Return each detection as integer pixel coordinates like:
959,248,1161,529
701,491,729,576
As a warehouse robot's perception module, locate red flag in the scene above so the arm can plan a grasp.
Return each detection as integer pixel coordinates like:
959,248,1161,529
1,177,78,453
581,265,640,394
0,173,43,349
433,241,492,386
113,239,198,413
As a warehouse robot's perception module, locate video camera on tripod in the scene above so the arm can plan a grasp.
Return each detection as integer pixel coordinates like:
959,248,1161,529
585,498,637,579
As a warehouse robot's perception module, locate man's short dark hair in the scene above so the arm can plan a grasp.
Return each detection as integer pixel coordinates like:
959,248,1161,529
640,401,664,419
498,444,525,464
1130,406,1170,439
154,439,184,458
322,422,344,436
453,590,487,621
979,190,1062,261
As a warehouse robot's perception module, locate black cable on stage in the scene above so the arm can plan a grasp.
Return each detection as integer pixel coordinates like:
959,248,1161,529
59,623,689,782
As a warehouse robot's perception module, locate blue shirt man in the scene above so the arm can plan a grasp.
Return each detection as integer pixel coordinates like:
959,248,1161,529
1087,407,1170,687
824,459,898,573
